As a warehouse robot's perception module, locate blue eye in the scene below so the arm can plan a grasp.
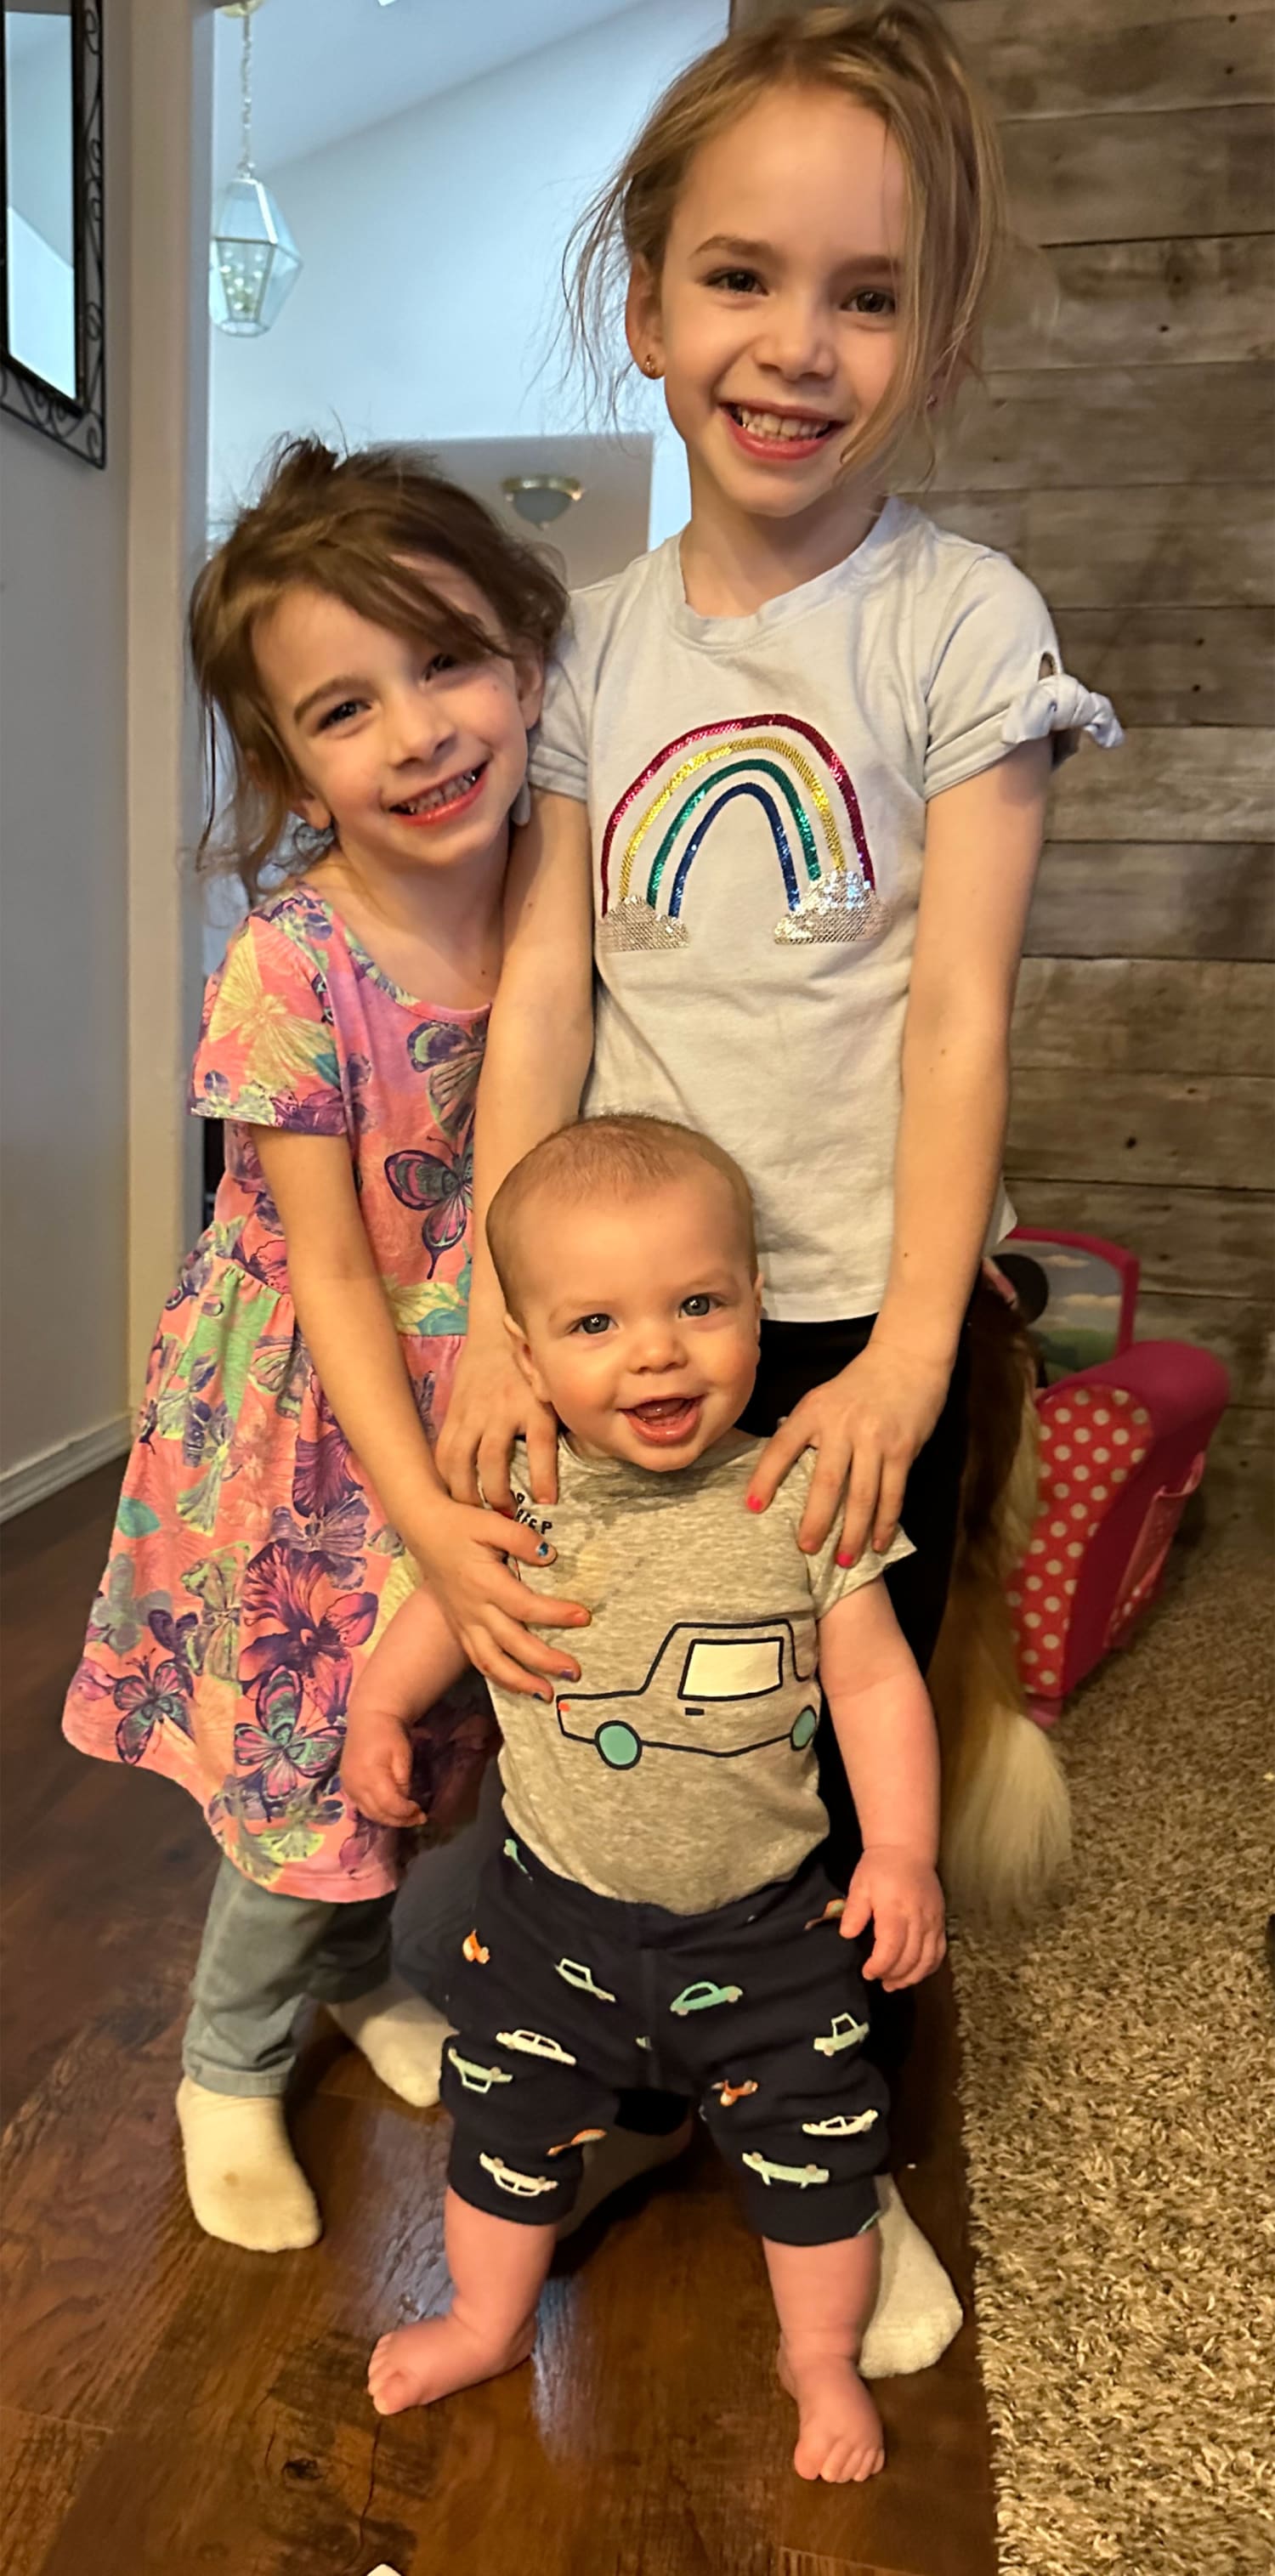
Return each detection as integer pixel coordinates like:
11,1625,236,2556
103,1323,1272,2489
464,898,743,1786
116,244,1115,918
572,1312,612,1336
682,1294,716,1318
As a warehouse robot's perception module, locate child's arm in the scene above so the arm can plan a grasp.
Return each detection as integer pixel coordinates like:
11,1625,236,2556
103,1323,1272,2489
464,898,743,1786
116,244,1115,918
342,1588,469,1827
748,737,1051,1560
436,791,595,1513
816,1579,945,1991
255,1128,588,1698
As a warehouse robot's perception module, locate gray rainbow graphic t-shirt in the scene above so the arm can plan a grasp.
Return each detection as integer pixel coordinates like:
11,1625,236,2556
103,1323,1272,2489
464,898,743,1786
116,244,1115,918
488,1434,912,1915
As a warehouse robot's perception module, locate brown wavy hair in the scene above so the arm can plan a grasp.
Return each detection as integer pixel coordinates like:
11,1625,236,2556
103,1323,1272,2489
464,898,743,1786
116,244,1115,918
190,439,569,903
566,1,1006,481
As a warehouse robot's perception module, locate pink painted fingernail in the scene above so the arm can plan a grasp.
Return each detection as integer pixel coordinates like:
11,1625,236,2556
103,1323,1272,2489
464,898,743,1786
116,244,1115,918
836,1550,855,1568
745,1494,762,1513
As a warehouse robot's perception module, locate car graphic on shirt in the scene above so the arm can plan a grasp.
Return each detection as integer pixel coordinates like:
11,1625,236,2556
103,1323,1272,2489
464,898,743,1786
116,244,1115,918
670,1979,743,2016
802,2109,880,2137
496,2028,578,2065
447,2047,513,2096
742,2152,830,2188
554,1957,616,2002
813,2011,870,2058
554,1618,819,1771
479,2154,558,2199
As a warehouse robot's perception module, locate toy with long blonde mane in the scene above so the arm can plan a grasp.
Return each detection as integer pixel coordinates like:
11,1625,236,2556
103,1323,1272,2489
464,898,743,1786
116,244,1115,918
931,1273,1071,1919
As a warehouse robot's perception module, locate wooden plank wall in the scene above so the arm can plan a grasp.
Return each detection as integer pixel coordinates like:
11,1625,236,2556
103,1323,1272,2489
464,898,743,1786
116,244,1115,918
732,0,1275,1479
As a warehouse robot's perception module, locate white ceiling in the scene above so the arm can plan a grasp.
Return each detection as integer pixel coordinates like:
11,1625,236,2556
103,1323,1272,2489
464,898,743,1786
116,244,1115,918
212,0,647,184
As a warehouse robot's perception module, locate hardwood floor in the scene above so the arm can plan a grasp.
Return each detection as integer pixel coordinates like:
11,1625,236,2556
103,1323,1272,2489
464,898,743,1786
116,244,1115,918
1,1468,996,2576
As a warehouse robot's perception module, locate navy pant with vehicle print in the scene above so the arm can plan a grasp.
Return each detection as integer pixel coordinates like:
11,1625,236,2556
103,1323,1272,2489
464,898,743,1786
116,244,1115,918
440,1828,887,2245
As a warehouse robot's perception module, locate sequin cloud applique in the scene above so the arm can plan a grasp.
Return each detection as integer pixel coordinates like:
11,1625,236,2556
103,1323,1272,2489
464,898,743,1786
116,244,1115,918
597,716,889,953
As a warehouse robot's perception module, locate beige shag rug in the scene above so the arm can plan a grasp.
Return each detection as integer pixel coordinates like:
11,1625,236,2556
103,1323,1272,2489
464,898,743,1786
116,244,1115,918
950,1521,1275,2576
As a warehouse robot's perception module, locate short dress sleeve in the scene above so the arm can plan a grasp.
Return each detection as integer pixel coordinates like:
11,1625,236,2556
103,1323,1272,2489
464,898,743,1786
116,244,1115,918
783,1454,916,1622
923,552,1122,801
526,619,589,805
190,909,347,1135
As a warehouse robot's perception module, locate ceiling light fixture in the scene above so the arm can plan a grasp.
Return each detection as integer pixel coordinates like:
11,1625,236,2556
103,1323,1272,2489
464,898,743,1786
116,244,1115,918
501,474,584,528
210,0,302,337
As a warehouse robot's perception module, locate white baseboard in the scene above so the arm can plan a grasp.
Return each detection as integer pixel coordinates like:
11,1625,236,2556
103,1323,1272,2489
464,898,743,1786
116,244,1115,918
0,1416,132,1524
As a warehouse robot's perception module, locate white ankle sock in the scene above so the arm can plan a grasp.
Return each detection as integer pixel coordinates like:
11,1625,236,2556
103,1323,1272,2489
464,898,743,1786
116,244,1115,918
858,2177,962,2379
176,2076,321,2252
326,1976,452,2108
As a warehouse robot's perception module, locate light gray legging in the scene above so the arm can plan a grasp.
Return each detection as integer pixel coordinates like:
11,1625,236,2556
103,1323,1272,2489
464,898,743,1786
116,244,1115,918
184,1772,502,2096
183,1858,396,2098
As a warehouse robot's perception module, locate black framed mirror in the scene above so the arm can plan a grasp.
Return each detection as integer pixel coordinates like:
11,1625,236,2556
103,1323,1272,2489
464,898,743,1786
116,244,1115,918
0,1,105,466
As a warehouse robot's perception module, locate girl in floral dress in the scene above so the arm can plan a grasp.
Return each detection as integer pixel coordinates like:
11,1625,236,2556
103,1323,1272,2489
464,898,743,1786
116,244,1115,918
63,440,582,2251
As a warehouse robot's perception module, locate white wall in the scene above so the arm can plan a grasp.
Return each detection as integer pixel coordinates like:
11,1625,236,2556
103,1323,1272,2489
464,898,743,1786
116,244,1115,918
0,13,133,1493
0,3,212,1511
208,0,727,543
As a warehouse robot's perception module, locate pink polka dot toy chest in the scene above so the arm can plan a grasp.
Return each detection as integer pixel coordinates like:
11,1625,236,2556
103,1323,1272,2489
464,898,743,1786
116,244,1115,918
993,1232,1231,1723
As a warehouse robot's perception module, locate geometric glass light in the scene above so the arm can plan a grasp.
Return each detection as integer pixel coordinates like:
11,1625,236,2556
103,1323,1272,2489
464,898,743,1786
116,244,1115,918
210,1,301,337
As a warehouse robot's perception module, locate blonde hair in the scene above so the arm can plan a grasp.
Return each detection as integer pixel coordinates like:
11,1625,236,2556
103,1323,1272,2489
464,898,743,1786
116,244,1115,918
488,1114,757,1316
567,0,1006,479
190,438,568,904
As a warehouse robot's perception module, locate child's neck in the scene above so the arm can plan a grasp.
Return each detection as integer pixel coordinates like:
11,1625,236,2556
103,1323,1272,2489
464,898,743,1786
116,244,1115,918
678,465,888,620
307,826,508,1012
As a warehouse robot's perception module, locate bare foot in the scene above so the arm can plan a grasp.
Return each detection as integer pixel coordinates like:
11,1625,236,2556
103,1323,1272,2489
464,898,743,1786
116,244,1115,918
777,2340,885,2483
367,2308,536,2417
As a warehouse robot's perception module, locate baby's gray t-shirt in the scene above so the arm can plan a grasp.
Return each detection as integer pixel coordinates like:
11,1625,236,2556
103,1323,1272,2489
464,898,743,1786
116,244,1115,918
528,501,1120,1321
487,1433,912,1915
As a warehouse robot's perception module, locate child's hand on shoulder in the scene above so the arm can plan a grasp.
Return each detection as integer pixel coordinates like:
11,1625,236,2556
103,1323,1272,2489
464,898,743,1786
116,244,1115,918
746,1339,951,1562
342,1698,424,1831
413,1496,589,1701
841,1845,946,1990
437,1332,559,1513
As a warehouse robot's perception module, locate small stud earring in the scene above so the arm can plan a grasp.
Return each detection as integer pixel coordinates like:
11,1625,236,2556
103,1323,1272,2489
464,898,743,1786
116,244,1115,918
643,355,661,378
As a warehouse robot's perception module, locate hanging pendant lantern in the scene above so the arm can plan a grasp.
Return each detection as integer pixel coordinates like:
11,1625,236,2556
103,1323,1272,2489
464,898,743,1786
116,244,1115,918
210,1,301,337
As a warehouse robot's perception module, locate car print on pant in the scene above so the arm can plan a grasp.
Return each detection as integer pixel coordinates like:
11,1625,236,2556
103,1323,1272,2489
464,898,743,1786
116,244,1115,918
670,1979,743,2017
741,2151,830,2188
711,2077,759,2107
447,2048,513,2095
801,2109,879,2137
479,2153,558,2198
555,1619,819,1770
813,2010,869,2057
496,2028,578,2064
548,2126,607,2155
554,1957,616,2002
462,1929,490,1964
503,1836,531,1875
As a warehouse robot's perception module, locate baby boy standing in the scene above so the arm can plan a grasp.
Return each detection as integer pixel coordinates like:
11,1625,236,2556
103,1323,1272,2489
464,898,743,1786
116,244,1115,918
342,1114,945,2484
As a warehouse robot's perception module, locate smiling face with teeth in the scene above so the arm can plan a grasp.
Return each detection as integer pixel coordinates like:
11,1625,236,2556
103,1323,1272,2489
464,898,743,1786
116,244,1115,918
626,85,907,563
505,1169,762,1475
252,560,543,895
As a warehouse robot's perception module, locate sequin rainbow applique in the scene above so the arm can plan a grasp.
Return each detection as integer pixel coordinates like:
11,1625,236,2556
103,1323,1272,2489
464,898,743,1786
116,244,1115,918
598,715,887,953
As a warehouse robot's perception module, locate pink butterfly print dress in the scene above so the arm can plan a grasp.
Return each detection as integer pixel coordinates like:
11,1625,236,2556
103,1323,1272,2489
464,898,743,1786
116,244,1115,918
63,886,496,1899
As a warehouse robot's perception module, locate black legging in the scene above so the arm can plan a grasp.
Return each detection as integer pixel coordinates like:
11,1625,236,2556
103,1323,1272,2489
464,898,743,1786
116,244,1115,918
619,1313,970,2132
